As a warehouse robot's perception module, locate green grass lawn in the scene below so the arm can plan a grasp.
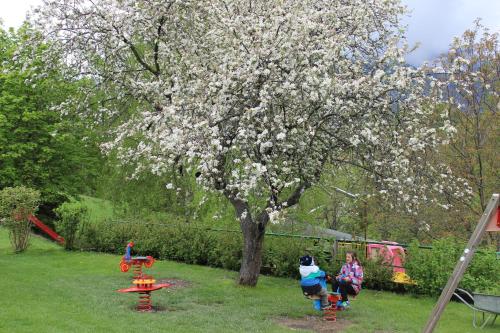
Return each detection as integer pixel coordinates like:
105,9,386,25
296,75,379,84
0,228,497,333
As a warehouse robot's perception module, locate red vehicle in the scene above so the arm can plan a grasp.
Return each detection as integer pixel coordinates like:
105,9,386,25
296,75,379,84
119,241,155,278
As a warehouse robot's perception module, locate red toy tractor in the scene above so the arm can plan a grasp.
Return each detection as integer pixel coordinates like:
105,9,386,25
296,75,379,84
119,241,155,278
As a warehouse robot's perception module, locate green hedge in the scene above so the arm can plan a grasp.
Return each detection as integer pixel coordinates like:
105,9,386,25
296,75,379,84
78,220,313,275
76,220,399,290
405,238,500,296
74,220,498,296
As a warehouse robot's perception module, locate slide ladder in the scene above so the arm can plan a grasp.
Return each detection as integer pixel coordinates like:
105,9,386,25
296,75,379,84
28,215,65,245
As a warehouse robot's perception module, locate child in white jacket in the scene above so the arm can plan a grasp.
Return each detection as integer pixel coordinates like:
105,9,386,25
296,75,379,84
299,255,330,309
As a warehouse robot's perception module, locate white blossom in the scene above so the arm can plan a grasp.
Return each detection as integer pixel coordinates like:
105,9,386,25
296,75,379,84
30,0,470,216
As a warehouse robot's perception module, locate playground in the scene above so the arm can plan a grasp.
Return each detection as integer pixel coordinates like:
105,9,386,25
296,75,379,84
0,1,499,332
0,228,496,333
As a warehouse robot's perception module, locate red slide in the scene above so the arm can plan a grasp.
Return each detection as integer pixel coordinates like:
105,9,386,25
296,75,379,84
28,215,65,245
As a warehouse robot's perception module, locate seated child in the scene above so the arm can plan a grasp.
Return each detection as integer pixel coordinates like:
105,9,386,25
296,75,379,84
331,251,364,308
299,255,330,309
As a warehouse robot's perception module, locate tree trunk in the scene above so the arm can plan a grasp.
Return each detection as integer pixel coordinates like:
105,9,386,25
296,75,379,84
238,216,265,286
225,195,267,286
225,182,310,286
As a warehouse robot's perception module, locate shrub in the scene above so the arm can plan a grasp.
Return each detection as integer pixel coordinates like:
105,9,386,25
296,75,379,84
262,237,308,278
74,219,499,296
361,256,396,291
54,200,89,250
405,238,500,296
0,186,40,253
462,249,500,295
77,220,324,277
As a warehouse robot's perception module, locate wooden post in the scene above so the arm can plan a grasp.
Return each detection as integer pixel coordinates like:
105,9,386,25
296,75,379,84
332,239,338,260
422,193,499,333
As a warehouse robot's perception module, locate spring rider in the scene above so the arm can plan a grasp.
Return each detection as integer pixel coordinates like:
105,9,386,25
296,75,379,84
117,241,170,312
303,275,341,321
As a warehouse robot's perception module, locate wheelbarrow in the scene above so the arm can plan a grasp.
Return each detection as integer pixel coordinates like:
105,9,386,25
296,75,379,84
453,288,499,329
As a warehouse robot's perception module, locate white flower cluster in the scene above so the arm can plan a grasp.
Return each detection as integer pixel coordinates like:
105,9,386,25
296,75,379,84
31,0,471,217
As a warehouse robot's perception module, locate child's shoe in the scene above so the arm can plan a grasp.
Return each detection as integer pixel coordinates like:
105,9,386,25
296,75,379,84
321,302,332,310
341,301,350,308
336,300,343,308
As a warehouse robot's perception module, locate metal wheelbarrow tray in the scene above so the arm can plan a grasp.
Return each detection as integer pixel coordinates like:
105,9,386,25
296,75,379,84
453,288,499,329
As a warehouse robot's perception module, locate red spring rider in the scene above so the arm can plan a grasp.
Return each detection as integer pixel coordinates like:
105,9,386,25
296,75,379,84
119,241,155,279
117,241,170,312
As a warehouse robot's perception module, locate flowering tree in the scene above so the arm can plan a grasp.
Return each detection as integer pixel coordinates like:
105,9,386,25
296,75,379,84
438,21,498,214
434,21,498,242
34,0,467,285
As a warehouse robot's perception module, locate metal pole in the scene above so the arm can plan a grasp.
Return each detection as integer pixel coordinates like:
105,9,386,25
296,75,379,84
422,193,499,333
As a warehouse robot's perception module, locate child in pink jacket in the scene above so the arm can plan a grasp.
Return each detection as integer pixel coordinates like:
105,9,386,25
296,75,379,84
331,251,364,308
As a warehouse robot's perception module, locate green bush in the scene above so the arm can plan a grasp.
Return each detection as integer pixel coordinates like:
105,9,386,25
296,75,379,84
77,220,325,277
362,256,397,291
262,237,309,278
405,238,500,296
54,200,88,249
0,186,40,253
74,219,499,296
461,249,500,295
74,220,379,292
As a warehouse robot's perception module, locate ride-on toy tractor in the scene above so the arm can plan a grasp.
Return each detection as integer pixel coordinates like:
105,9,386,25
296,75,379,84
119,241,155,279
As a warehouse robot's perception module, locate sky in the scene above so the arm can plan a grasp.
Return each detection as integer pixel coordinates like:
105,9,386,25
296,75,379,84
0,0,499,66
402,0,500,65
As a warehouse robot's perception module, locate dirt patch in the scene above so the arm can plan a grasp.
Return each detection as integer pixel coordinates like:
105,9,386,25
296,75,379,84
129,305,169,313
275,315,352,332
156,278,192,290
